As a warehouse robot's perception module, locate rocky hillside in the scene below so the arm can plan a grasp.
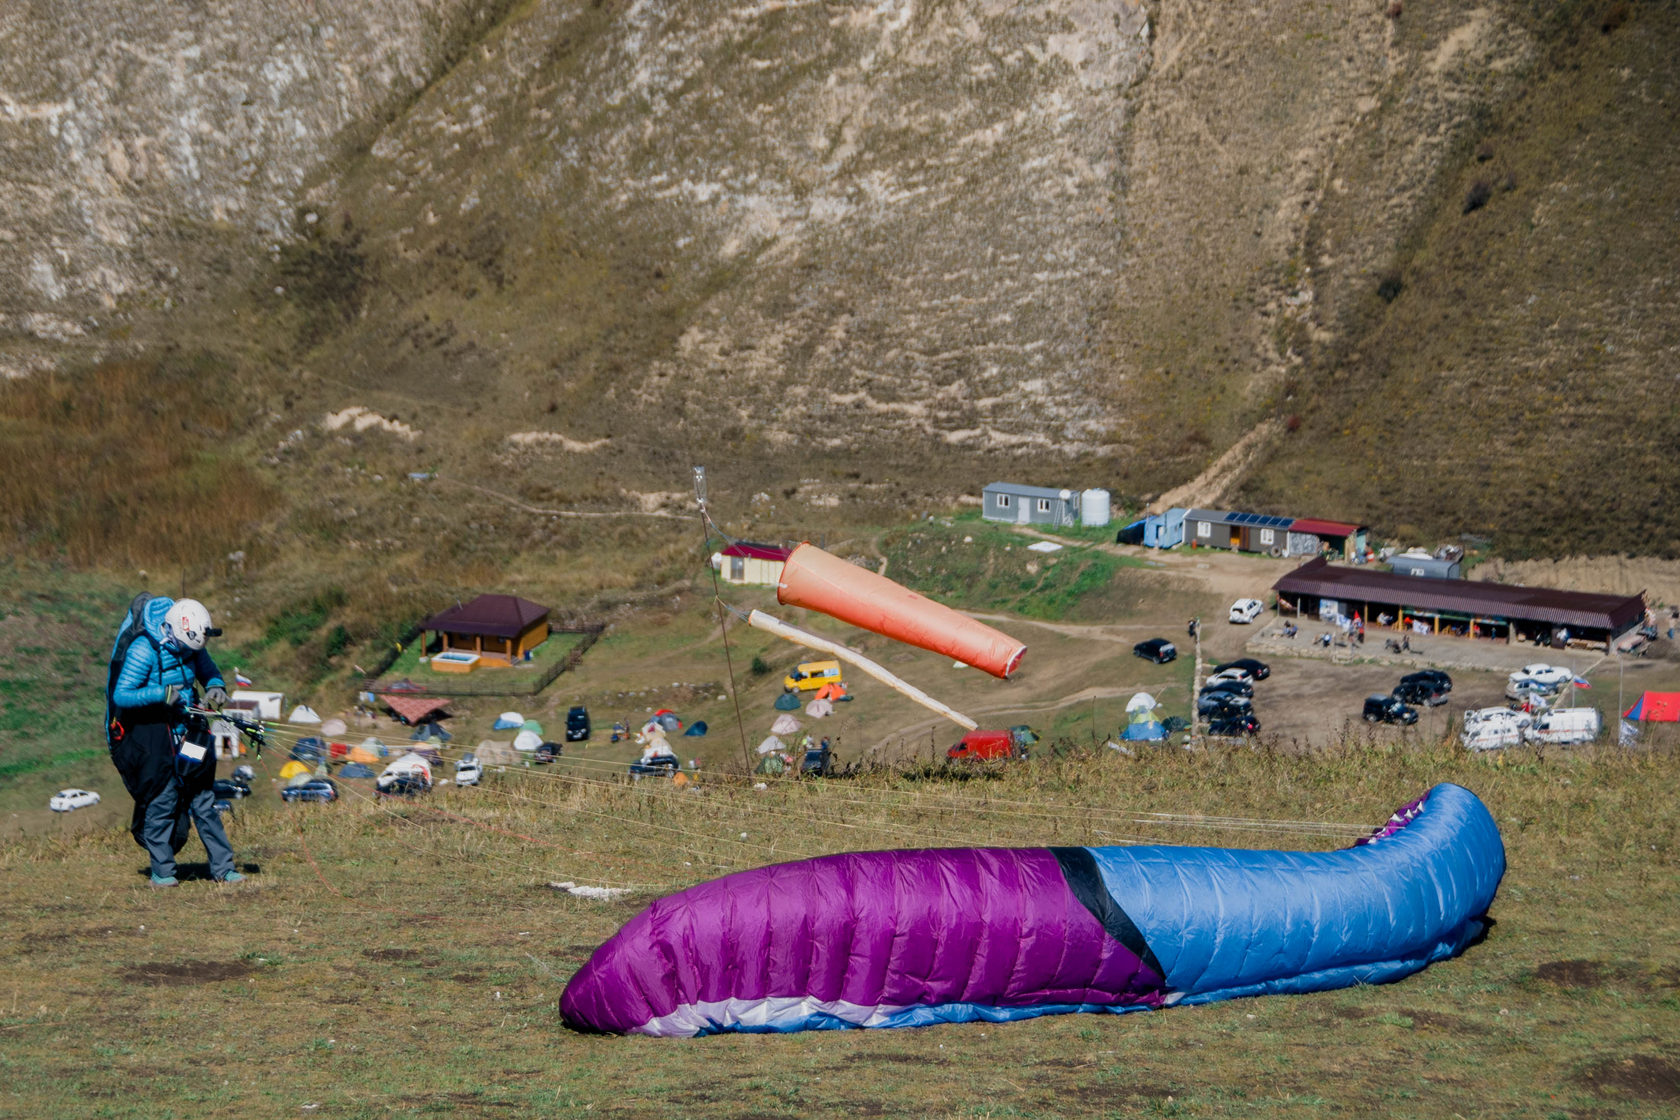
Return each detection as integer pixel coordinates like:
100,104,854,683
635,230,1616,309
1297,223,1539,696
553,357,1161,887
2,0,1674,584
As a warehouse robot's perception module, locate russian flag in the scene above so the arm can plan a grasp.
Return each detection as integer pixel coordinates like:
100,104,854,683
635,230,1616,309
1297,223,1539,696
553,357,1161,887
234,669,253,687
1572,675,1591,689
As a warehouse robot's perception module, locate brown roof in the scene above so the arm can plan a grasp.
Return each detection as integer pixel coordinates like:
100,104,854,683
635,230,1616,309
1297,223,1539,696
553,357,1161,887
1272,557,1645,632
382,695,451,724
420,594,550,639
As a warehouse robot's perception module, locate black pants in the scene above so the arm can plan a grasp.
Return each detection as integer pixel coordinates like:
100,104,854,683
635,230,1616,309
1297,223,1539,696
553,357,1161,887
109,706,214,855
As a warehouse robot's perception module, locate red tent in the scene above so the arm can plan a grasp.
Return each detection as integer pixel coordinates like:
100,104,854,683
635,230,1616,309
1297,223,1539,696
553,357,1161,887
1623,692,1680,721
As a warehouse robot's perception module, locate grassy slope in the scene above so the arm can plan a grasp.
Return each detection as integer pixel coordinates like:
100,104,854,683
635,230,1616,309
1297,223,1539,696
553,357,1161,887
1243,1,1680,556
2,740,1677,1118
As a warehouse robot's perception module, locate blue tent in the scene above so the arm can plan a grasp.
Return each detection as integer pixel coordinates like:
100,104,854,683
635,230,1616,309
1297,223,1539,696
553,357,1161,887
684,721,709,737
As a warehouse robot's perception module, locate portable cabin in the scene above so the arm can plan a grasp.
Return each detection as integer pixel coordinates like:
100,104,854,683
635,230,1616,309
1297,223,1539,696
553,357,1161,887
981,483,1078,528
1184,510,1294,555
713,542,792,587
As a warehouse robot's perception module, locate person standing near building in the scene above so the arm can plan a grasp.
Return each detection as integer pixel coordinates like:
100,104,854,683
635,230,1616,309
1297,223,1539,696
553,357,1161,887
107,596,242,886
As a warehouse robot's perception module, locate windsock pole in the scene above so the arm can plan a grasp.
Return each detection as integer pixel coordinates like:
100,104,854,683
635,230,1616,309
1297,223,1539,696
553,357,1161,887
745,609,978,731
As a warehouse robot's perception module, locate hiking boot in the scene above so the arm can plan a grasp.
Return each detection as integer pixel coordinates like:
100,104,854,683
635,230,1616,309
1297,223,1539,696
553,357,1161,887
150,874,178,887
218,871,246,884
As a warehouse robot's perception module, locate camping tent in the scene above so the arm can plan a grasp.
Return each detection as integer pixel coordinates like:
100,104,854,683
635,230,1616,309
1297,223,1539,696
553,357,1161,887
477,739,518,766
348,741,380,765
757,735,786,756
771,714,802,736
289,705,322,724
522,719,545,737
773,692,802,711
358,736,388,758
806,698,834,719
279,760,311,780
321,717,349,737
1624,692,1680,721
514,729,543,753
684,721,708,737
1121,693,1167,742
814,682,848,702
382,752,434,783
493,711,525,730
339,762,376,779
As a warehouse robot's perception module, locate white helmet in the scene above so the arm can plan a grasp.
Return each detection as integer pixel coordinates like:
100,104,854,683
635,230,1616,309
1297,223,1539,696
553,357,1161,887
164,598,213,651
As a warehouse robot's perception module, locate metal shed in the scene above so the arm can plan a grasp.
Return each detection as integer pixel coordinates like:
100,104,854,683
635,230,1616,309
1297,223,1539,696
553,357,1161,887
981,483,1079,528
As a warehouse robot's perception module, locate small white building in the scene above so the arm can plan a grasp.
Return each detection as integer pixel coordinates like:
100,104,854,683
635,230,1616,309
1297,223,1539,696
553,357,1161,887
712,542,792,586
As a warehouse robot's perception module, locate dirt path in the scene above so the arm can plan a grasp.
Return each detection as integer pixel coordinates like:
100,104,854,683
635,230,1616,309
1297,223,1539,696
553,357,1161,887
1149,417,1281,514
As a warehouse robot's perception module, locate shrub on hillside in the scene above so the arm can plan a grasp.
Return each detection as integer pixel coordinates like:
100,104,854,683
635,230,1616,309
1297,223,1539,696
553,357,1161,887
1463,179,1493,213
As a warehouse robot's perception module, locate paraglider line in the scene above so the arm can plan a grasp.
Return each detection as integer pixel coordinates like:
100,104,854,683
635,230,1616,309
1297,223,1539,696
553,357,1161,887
694,465,756,775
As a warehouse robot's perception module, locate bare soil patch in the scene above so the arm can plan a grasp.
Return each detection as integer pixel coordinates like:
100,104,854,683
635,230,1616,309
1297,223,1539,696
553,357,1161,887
1535,960,1607,988
1577,1055,1680,1102
120,960,255,986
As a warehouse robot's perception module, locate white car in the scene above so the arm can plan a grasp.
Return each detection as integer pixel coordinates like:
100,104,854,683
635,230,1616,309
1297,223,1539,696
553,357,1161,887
50,789,100,812
1228,598,1264,624
1205,667,1254,687
1513,664,1574,688
454,757,482,786
1505,675,1563,702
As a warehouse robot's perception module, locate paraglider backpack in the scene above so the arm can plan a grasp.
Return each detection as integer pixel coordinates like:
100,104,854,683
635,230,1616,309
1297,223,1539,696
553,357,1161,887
105,591,157,750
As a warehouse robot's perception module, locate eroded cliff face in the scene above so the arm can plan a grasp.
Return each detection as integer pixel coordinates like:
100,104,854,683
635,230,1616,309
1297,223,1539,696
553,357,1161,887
0,0,485,377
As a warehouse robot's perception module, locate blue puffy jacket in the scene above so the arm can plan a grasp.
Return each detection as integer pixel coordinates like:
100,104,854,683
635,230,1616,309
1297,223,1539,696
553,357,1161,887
111,597,225,714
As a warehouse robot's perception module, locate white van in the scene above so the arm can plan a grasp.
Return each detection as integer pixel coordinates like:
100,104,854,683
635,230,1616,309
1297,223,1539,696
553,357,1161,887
1524,707,1601,745
1460,708,1529,752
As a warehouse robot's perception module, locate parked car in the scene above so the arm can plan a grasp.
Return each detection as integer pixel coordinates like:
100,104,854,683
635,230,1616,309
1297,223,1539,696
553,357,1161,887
454,756,483,786
565,706,591,742
1213,658,1271,681
1400,669,1451,694
1197,692,1252,717
212,778,251,800
1516,664,1574,688
1208,714,1261,737
376,773,431,798
1132,638,1177,664
49,788,100,812
1392,680,1448,707
1505,677,1561,704
280,778,338,803
535,741,563,763
1362,695,1418,725
1205,666,1254,686
800,744,836,777
629,753,680,780
783,659,844,693
948,729,1021,761
1228,598,1264,624
1200,678,1254,699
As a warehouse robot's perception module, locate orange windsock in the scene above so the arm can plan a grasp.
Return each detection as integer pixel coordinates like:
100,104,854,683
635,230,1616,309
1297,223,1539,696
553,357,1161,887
775,543,1026,679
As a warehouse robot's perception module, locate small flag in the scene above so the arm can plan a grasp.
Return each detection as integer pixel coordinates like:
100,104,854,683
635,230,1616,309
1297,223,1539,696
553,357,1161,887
234,669,253,687
1572,675,1591,689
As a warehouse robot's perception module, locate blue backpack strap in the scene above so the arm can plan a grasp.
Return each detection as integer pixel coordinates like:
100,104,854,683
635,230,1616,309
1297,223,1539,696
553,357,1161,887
106,592,157,749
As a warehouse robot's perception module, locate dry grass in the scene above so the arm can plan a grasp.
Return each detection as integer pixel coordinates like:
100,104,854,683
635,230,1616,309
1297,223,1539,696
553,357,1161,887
1,732,1677,1118
0,358,274,569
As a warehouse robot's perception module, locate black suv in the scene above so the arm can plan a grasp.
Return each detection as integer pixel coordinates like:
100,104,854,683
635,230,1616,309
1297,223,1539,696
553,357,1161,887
1392,679,1448,707
1133,638,1177,664
565,706,591,742
800,744,835,777
1362,694,1418,725
1197,692,1252,717
1399,670,1452,694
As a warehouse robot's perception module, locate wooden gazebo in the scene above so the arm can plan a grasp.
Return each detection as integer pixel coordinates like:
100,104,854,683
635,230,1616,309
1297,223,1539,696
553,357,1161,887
420,594,551,666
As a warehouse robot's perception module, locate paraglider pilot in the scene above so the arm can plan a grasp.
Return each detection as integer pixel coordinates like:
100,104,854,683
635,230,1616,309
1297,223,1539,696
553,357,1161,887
108,597,243,886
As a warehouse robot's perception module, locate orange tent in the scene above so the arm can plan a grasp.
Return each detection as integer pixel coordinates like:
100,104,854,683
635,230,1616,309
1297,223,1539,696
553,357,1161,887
776,543,1026,679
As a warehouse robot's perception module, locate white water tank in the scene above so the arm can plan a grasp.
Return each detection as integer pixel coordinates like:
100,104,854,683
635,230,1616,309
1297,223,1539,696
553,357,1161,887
1080,488,1111,528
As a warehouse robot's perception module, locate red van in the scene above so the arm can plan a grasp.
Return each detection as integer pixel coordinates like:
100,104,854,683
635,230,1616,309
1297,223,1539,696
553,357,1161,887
947,730,1019,761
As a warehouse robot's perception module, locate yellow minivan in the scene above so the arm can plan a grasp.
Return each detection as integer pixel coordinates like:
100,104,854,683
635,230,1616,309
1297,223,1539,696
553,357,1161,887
783,660,844,693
